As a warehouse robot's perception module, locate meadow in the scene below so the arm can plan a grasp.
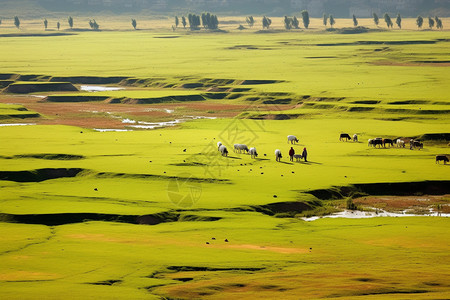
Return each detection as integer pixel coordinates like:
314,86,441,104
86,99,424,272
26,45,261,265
0,17,449,299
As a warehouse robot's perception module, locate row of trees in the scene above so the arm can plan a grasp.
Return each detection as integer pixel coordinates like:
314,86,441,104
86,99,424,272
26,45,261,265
3,14,444,31
246,11,443,30
173,13,219,30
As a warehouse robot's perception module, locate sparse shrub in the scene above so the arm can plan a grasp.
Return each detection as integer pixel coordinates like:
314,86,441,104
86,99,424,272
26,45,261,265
352,14,358,27
428,17,435,29
346,198,358,210
435,17,443,29
68,16,73,29
301,10,310,29
131,19,137,30
396,14,402,28
89,19,99,30
262,16,271,29
384,13,393,28
284,16,292,30
246,16,254,27
14,16,20,29
237,24,245,30
373,12,379,26
329,15,335,28
416,16,423,28
292,16,299,29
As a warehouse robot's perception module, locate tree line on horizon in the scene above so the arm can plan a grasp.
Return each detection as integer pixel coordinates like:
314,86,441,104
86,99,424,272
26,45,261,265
0,13,444,31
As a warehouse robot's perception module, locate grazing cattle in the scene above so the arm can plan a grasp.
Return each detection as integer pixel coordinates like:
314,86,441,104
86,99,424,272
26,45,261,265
287,135,299,144
217,141,222,149
340,133,351,141
436,155,449,164
219,145,228,156
275,149,282,162
396,139,405,148
383,138,394,148
293,154,303,161
368,139,374,147
234,144,249,153
249,147,258,158
353,134,358,142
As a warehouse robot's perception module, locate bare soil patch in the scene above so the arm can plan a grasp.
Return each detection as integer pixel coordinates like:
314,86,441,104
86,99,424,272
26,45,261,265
353,195,450,214
0,95,280,128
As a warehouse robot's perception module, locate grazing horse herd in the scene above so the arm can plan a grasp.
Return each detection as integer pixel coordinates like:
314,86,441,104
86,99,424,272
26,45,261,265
339,133,448,165
215,133,448,165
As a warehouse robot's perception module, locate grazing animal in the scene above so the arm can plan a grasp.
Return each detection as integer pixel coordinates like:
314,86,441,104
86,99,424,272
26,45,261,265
249,147,258,158
275,149,282,162
373,137,383,148
340,133,351,141
383,138,394,148
217,141,222,149
413,140,423,150
436,155,449,164
234,144,249,153
287,135,299,144
396,139,405,148
353,134,358,142
368,139,374,147
293,154,303,161
219,145,228,156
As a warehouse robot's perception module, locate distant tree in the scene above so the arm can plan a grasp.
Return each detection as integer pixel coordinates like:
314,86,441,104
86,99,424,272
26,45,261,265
68,16,73,29
14,16,20,29
373,13,379,26
175,16,179,28
292,16,299,29
89,19,99,30
436,17,443,29
44,18,48,30
352,14,358,27
284,16,292,30
181,16,187,28
188,14,201,30
200,13,218,30
396,14,402,28
384,13,393,28
57,21,60,30
428,17,435,29
329,15,335,28
131,18,137,30
246,16,254,27
301,10,310,29
416,16,423,28
262,16,271,29
0,19,2,26
323,13,328,26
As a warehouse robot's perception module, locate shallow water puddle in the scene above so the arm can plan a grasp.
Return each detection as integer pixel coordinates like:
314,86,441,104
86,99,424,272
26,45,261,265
0,123,36,127
302,209,449,221
80,85,124,92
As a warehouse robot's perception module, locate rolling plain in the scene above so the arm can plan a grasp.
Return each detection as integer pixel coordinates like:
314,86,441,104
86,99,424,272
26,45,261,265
0,17,449,299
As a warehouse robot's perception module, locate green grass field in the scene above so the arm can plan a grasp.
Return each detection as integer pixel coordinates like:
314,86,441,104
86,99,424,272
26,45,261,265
0,21,449,299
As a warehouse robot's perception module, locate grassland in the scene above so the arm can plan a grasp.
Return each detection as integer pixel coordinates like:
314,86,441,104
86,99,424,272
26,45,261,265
0,17,449,299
